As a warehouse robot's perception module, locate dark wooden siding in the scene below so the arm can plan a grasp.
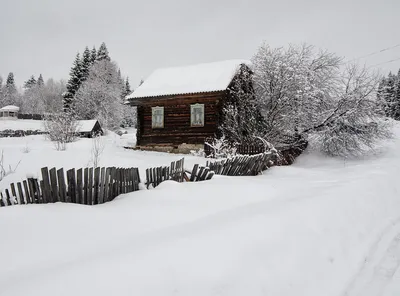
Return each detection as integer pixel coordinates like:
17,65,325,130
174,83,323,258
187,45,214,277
136,92,225,146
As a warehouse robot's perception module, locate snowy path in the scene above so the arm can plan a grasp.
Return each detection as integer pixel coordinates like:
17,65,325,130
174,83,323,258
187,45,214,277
343,219,400,296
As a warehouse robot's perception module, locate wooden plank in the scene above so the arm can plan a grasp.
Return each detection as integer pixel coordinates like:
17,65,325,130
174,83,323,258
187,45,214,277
17,182,25,204
134,168,139,191
206,171,214,180
200,168,209,181
103,167,111,202
88,167,94,205
40,167,51,203
10,183,17,204
5,189,12,206
190,164,199,181
93,167,100,205
76,168,83,204
23,180,31,203
145,168,150,189
27,178,36,203
39,181,45,203
57,168,67,203
0,193,5,207
99,167,105,204
83,168,88,204
111,167,117,199
66,169,76,203
196,167,205,181
49,168,59,203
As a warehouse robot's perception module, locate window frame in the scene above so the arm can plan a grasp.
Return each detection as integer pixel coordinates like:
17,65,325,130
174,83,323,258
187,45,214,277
151,106,164,129
190,103,205,127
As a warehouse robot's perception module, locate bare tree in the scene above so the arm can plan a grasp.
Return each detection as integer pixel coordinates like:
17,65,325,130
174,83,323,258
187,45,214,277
0,150,21,182
88,135,105,168
252,43,391,157
43,112,78,151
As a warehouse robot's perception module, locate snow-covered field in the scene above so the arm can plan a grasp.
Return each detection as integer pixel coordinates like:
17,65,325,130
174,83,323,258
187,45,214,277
1,125,400,296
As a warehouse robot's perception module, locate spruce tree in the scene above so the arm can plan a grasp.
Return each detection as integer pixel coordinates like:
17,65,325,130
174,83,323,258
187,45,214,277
37,74,44,87
394,69,400,120
383,72,396,118
90,46,97,65
125,77,131,97
96,42,110,61
63,53,83,111
3,72,18,105
24,75,37,89
81,47,92,82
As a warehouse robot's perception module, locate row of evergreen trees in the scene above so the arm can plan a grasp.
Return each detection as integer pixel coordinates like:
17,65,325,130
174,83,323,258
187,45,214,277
377,69,400,120
63,42,131,111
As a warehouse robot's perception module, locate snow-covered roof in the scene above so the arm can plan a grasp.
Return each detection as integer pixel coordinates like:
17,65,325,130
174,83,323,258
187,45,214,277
0,105,20,112
126,59,250,99
76,120,99,133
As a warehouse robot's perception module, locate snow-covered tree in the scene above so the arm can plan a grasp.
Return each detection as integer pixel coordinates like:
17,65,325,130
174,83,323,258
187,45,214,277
37,74,44,87
81,47,92,82
63,53,83,111
96,42,110,62
44,112,78,151
90,46,97,65
24,75,37,89
252,43,391,157
74,59,124,130
219,64,264,144
2,72,19,106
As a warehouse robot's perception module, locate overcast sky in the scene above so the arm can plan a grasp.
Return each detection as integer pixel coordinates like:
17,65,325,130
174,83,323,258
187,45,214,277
1,0,399,88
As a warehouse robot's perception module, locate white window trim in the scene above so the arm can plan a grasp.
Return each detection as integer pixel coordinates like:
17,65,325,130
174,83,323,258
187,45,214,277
152,106,164,128
190,103,205,127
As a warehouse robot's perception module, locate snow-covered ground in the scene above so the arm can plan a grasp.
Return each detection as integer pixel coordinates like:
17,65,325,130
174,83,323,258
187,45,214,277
0,125,400,296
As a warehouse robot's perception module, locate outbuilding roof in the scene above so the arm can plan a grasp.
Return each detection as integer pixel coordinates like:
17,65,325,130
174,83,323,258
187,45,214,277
126,59,250,100
0,105,20,112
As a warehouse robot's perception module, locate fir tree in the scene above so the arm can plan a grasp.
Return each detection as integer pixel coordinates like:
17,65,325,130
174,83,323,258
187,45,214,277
394,69,400,120
125,77,131,97
90,46,97,65
24,75,37,89
96,42,110,61
81,47,92,82
383,72,396,118
63,53,83,111
3,72,18,105
37,74,44,87
6,72,16,91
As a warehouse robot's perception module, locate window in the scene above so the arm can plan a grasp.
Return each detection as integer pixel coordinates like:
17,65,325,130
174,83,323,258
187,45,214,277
191,104,205,127
152,106,164,128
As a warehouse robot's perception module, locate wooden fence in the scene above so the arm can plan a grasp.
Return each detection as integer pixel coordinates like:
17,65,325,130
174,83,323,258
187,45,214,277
206,152,274,176
0,166,140,207
187,164,214,181
204,138,267,157
145,158,185,189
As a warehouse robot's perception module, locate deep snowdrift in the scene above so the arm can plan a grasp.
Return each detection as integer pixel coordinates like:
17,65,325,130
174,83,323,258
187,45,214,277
0,125,400,296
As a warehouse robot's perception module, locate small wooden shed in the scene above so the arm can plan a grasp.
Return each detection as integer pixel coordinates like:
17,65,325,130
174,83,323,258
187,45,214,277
76,120,103,138
125,60,252,152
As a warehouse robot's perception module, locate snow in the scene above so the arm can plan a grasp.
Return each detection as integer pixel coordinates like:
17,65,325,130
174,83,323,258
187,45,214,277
0,119,99,133
0,119,44,131
126,59,250,99
0,124,400,296
0,105,20,112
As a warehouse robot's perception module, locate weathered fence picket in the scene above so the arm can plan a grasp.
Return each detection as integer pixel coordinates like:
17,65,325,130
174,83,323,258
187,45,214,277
0,165,141,207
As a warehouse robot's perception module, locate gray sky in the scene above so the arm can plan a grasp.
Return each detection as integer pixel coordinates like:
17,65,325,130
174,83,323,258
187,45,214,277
1,0,399,88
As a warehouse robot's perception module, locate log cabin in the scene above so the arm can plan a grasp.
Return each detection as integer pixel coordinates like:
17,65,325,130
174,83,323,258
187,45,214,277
125,60,252,153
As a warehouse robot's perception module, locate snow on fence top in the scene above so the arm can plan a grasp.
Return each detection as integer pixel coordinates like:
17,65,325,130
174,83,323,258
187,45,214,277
0,105,20,112
126,59,250,99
